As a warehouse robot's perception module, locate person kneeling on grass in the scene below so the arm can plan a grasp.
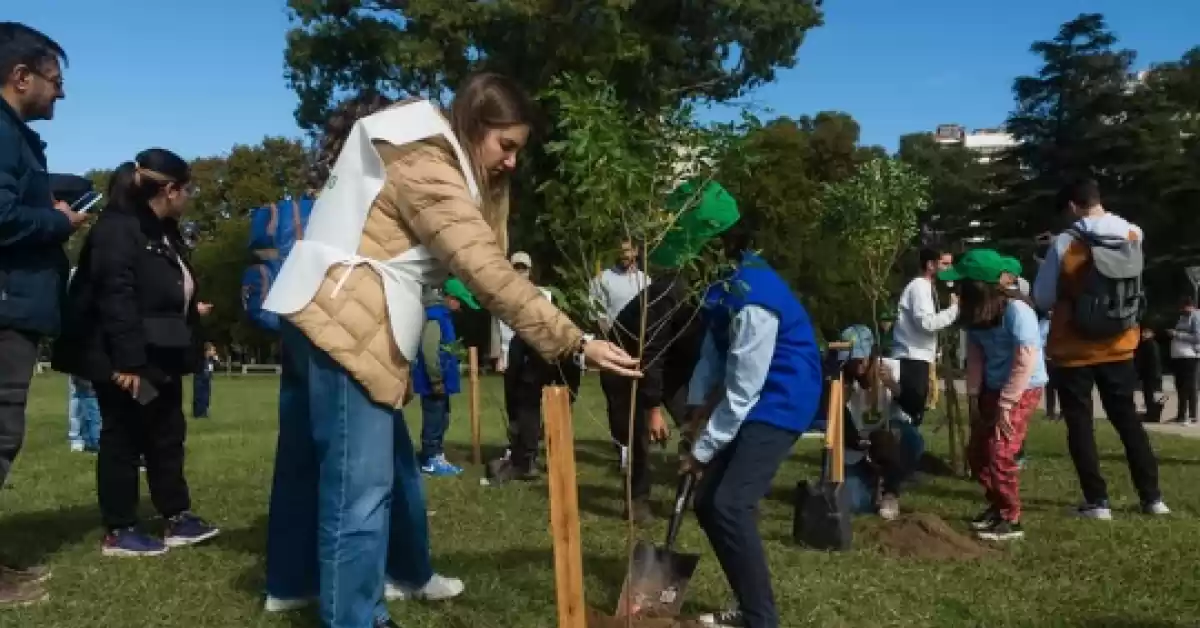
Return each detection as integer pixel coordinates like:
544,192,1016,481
413,278,480,477
838,328,924,518
941,249,1048,542
680,223,823,628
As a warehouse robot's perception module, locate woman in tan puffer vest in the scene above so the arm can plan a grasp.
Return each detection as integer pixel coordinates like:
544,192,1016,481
262,74,641,628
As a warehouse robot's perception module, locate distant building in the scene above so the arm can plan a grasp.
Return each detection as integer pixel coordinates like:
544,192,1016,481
933,124,1017,164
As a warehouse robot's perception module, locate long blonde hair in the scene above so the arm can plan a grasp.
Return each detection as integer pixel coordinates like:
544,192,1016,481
314,75,537,246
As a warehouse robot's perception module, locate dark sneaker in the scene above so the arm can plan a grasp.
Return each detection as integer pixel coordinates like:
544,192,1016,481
976,520,1024,542
0,579,47,607
486,458,539,485
1074,501,1113,521
969,508,1001,531
165,513,220,548
102,528,168,557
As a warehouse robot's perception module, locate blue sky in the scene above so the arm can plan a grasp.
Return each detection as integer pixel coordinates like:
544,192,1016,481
8,0,1200,175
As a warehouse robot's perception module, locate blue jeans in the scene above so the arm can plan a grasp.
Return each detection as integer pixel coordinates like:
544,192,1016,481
845,460,877,515
266,323,434,628
68,377,102,449
419,394,450,460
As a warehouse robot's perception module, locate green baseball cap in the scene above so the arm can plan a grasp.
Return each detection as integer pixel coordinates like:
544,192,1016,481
937,248,1008,284
648,179,741,268
1000,255,1022,277
443,277,481,310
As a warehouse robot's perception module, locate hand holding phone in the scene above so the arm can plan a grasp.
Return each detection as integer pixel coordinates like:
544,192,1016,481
71,191,103,214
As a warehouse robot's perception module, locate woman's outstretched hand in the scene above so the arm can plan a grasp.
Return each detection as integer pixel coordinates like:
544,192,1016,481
582,340,642,378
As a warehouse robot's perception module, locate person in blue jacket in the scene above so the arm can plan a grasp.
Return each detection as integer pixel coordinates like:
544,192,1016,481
412,278,480,477
681,222,823,628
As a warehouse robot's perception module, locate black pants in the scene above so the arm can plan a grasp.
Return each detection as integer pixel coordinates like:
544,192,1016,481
1055,359,1161,505
1170,358,1198,420
897,359,931,426
1045,365,1059,417
694,422,796,628
95,377,191,530
1138,368,1164,423
605,377,689,501
504,337,580,471
192,374,212,418
600,371,628,443
0,329,39,489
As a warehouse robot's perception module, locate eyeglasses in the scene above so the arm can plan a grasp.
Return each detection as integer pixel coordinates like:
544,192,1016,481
30,68,64,91
513,264,530,271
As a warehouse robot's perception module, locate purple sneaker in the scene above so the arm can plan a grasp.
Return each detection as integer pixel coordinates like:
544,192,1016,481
164,513,220,548
102,528,168,557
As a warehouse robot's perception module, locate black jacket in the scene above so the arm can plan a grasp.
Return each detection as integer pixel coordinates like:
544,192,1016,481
52,202,200,383
611,271,705,408
0,98,72,335
1135,336,1163,381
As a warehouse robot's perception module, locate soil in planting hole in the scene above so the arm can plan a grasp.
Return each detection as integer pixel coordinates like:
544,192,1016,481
586,607,704,628
862,512,997,561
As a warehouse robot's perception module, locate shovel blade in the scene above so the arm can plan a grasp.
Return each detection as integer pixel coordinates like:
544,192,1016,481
615,540,700,618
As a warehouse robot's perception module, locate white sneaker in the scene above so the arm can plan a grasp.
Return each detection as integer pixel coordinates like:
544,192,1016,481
264,596,315,613
1142,500,1171,516
385,574,464,601
699,609,746,628
1074,502,1113,521
69,442,85,453
878,495,900,521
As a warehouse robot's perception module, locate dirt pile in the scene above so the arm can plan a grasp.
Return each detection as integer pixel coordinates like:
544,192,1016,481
862,512,996,561
586,608,704,628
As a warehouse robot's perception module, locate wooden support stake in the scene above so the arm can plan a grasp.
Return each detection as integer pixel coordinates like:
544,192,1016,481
543,385,587,628
468,347,481,466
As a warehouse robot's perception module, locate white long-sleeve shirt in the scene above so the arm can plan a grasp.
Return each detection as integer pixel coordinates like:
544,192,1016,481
588,266,649,329
686,305,779,464
892,277,958,363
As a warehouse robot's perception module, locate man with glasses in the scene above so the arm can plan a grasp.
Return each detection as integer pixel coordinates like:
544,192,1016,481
0,22,87,607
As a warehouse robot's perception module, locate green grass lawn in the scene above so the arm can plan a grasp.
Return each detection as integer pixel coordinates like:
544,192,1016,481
3,373,1200,627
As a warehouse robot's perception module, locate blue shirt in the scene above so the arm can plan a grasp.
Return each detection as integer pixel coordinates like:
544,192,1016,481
967,300,1049,391
687,305,779,464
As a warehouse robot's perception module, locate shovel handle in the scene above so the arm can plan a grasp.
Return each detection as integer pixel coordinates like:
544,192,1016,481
665,473,696,550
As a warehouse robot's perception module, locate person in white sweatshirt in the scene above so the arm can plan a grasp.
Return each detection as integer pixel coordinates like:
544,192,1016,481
892,248,959,426
1166,296,1200,424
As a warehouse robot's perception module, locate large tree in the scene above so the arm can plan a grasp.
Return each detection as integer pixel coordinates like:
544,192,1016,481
284,0,824,131
897,132,995,249
719,113,883,336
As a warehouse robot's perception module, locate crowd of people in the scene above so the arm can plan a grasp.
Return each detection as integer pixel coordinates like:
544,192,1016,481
0,20,1184,628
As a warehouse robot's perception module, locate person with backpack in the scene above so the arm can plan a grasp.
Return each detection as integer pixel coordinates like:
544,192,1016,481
1166,296,1200,425
1032,178,1168,519
260,74,641,628
943,249,1048,541
413,278,480,477
53,149,221,557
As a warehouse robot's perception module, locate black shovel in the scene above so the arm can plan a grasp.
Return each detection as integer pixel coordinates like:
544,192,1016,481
615,473,700,618
794,344,853,551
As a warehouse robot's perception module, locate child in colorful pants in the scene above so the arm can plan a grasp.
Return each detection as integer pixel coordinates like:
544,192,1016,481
941,249,1047,542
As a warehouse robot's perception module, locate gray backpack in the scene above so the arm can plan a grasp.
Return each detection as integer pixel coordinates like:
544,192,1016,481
1065,224,1146,339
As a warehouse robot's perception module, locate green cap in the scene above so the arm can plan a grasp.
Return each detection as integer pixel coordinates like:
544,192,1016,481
443,278,481,310
937,248,1008,284
1000,255,1022,277
648,179,741,268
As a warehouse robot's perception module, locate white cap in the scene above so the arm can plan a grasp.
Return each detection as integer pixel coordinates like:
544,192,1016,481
510,251,532,267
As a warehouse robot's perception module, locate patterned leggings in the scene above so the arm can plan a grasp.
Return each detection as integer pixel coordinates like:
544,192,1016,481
968,388,1044,522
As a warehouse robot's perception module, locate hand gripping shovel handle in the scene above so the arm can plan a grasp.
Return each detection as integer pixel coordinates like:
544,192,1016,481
665,473,697,551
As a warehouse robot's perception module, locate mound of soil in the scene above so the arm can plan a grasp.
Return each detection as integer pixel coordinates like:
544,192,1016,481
586,607,704,628
862,512,996,561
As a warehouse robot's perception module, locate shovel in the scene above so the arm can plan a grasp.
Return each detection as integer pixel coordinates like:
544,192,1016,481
615,473,700,618
794,343,853,551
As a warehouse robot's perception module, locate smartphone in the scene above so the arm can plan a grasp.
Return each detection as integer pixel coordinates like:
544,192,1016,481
135,379,160,406
71,191,103,214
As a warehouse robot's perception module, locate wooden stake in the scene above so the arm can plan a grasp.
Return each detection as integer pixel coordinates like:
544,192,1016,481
543,385,586,628
468,347,481,466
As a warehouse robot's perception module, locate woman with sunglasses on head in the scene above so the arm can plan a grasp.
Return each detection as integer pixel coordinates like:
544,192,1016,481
54,149,219,557
260,73,640,628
